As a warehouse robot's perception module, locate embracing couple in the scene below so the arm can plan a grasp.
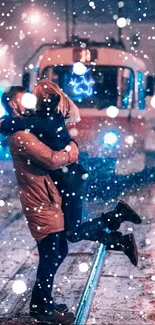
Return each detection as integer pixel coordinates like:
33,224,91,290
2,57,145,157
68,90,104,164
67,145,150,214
0,81,142,325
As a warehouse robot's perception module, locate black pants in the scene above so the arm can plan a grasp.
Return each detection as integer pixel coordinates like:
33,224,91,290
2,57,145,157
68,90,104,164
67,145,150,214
62,182,107,243
31,231,68,306
31,184,109,306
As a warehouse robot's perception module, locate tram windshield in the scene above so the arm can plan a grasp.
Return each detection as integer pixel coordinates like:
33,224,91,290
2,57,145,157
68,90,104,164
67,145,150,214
41,65,135,109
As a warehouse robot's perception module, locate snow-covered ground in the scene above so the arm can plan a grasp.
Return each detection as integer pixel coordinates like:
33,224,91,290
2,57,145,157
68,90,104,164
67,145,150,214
87,187,155,325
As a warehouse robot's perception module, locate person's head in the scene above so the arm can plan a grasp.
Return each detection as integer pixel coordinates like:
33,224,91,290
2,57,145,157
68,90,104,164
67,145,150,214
1,86,26,116
33,80,81,123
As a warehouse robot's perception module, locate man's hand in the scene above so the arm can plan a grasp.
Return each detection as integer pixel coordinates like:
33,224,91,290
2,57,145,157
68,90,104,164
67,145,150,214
66,141,79,164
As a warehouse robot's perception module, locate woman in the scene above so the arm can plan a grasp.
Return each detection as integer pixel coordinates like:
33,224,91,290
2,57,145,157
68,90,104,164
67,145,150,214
0,80,142,266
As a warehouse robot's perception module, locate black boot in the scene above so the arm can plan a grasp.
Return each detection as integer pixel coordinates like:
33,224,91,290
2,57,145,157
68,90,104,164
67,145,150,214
30,305,74,324
30,301,68,317
53,301,68,313
103,231,138,266
103,200,142,231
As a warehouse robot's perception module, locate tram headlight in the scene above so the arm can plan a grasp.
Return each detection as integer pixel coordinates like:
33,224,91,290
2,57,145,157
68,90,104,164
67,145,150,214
103,132,118,146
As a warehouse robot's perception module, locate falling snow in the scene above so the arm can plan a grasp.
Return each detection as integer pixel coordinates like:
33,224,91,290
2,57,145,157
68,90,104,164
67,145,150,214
0,0,154,324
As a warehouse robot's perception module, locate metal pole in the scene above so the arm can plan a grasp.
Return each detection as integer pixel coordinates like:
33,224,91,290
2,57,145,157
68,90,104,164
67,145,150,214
118,24,122,43
71,0,76,41
65,0,70,43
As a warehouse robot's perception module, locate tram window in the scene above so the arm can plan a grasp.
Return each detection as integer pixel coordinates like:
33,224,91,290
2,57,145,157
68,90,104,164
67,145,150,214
119,68,134,109
40,67,49,79
43,65,135,109
93,68,118,108
40,66,58,83
137,71,145,110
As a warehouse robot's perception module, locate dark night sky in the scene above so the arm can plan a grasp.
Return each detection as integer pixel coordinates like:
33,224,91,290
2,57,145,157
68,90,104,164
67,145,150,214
1,0,155,25
53,0,155,23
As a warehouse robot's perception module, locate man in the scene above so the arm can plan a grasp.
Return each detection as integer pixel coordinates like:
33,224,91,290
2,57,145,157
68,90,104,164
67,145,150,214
1,86,78,325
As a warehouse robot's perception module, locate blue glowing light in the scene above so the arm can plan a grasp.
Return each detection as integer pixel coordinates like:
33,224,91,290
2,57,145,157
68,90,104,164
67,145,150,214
0,102,5,118
103,132,118,145
34,67,39,73
0,87,5,118
70,63,94,97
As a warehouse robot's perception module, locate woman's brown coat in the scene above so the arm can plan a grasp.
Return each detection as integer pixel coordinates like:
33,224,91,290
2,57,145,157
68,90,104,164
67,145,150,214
8,131,78,241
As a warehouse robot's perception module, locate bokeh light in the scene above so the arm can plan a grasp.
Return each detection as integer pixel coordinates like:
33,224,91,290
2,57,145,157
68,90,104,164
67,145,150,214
104,132,118,145
118,1,124,8
106,106,119,118
89,1,95,7
12,280,27,295
0,200,5,207
69,128,79,137
73,62,87,75
29,12,40,24
117,17,127,28
125,135,134,145
21,93,37,109
79,263,89,273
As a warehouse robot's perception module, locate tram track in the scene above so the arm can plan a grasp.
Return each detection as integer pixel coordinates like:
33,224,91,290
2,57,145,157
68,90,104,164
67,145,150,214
74,244,106,325
0,210,23,234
